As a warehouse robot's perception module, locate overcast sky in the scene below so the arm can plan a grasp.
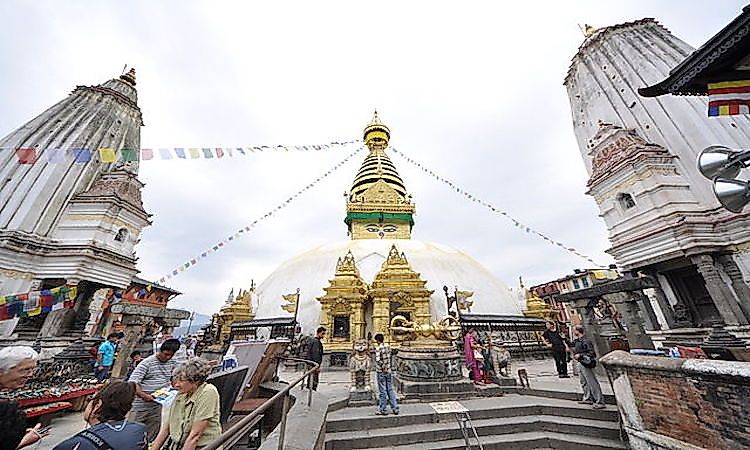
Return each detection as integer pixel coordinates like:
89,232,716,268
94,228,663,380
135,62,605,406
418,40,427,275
0,1,746,315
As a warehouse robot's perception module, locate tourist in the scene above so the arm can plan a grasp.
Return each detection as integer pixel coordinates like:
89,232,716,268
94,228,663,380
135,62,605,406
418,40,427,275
569,325,605,409
0,346,39,390
126,350,143,379
128,338,181,441
0,400,48,449
373,333,399,415
52,381,147,449
463,327,484,385
151,358,222,450
94,333,120,382
542,320,570,378
305,326,326,391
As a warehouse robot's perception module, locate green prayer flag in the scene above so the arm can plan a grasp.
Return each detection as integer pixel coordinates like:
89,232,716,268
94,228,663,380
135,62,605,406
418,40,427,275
121,148,139,162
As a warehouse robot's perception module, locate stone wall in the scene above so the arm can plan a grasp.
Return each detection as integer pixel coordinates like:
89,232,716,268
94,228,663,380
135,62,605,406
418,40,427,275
600,350,750,450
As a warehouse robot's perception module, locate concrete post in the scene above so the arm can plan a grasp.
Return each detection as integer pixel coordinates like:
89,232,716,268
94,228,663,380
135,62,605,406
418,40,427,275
691,254,748,326
715,254,750,323
603,292,655,350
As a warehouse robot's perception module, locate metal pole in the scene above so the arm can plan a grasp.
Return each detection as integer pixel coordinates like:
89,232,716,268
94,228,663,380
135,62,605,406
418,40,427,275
277,393,291,450
307,373,313,406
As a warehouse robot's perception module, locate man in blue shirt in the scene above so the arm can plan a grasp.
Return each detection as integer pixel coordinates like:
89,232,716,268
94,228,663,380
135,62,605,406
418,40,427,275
95,333,120,382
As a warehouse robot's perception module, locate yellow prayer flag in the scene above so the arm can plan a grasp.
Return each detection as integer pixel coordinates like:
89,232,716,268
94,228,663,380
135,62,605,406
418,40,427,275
188,148,200,159
98,148,118,163
27,306,42,317
68,286,77,300
0,296,5,306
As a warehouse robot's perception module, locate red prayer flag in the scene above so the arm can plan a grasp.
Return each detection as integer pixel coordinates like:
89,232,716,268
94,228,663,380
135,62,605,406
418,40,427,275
216,148,224,158
0,305,9,320
141,148,154,160
15,148,37,164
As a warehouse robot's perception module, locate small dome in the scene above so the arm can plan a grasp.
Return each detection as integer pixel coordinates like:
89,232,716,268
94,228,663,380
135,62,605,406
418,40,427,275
253,239,522,333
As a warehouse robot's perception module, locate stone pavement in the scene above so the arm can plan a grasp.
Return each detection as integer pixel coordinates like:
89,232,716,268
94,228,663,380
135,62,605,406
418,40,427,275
33,356,607,449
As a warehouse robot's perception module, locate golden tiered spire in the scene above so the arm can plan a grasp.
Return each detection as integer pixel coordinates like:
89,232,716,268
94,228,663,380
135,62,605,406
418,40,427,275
346,112,415,239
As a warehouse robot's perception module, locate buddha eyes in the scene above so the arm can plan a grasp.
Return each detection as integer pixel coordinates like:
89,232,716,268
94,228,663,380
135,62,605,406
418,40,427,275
365,224,397,233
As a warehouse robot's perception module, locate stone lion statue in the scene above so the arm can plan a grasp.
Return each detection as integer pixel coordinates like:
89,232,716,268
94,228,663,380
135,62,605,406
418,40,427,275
349,339,372,392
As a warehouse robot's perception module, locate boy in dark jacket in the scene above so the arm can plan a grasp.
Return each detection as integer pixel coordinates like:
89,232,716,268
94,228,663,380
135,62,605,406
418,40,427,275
306,327,326,391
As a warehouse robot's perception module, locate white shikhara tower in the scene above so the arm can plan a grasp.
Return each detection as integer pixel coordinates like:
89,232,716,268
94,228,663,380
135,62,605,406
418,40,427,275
0,70,150,337
565,20,750,332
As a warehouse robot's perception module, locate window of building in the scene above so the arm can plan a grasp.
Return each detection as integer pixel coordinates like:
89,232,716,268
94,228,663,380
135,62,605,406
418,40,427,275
617,193,636,210
114,228,129,242
582,277,590,288
572,279,580,289
333,316,350,339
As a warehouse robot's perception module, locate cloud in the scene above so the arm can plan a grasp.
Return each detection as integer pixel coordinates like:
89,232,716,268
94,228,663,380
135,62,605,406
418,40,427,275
0,0,744,314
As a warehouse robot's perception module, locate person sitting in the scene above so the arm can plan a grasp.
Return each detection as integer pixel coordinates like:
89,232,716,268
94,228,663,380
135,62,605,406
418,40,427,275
52,381,147,449
0,346,39,390
152,358,222,450
0,400,48,449
126,350,143,379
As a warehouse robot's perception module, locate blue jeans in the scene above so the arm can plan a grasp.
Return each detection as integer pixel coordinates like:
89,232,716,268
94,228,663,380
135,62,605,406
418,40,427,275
377,372,399,413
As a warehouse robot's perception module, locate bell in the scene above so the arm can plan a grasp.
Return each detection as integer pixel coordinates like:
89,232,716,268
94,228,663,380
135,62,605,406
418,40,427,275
697,145,747,179
714,178,750,213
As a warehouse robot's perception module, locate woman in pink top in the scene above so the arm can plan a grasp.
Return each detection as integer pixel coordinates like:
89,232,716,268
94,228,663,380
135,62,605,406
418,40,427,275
463,328,484,385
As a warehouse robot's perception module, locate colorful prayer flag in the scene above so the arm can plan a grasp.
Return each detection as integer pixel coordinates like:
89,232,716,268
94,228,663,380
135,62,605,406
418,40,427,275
141,148,154,160
15,148,37,164
98,148,117,163
72,148,92,163
159,148,173,159
175,148,187,159
202,148,213,159
189,148,200,159
215,148,224,158
708,80,750,116
121,148,139,161
47,148,66,163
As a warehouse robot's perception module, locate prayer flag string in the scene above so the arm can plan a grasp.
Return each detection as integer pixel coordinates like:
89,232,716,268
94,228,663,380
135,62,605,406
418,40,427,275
390,147,607,267
156,146,366,284
0,285,77,321
1,140,360,165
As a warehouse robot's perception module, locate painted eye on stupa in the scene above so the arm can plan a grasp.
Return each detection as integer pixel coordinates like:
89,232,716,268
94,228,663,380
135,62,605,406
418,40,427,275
366,224,379,233
383,225,397,233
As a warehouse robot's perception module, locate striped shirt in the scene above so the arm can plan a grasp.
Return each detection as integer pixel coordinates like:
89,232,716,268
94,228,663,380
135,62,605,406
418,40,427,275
128,355,176,411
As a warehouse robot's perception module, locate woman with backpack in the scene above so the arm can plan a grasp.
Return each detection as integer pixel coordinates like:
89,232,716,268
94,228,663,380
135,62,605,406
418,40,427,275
569,325,605,410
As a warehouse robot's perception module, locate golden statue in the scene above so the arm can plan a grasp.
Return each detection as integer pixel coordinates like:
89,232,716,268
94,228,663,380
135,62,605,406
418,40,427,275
389,315,461,345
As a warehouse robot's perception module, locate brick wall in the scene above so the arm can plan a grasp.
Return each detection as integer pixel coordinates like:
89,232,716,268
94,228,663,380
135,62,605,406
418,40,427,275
601,350,750,450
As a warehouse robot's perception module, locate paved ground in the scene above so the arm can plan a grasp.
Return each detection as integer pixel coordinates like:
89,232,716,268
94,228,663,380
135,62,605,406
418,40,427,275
33,357,608,449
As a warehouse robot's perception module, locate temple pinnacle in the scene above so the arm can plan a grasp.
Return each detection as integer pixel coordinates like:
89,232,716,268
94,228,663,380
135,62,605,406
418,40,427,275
120,67,136,86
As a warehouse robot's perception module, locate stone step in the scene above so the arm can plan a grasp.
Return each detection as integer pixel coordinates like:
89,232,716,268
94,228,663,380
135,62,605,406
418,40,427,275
325,414,621,449
362,430,627,450
326,395,618,433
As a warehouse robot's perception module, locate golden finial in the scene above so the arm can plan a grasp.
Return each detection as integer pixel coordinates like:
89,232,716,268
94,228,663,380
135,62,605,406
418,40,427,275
579,23,597,38
120,67,136,86
363,109,390,152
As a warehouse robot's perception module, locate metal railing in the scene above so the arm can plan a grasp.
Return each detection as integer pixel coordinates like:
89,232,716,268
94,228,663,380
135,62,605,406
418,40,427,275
203,356,320,450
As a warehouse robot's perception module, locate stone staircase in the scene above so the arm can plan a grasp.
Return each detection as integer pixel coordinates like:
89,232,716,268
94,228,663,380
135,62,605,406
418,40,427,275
325,394,626,450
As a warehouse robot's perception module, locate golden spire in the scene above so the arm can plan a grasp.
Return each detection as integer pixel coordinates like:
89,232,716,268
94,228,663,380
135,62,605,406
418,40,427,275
580,23,598,38
363,109,391,153
120,67,136,87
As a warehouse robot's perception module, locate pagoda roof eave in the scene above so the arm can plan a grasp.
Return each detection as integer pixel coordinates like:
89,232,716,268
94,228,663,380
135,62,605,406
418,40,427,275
639,6,750,97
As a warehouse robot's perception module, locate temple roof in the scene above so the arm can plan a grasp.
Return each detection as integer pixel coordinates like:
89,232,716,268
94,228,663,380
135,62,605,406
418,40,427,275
639,6,750,97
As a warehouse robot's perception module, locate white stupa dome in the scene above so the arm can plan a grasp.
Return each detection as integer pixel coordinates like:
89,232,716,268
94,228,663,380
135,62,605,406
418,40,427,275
253,239,522,333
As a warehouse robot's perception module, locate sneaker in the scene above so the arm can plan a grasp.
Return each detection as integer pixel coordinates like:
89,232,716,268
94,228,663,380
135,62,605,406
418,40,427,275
375,411,387,416
559,374,570,378
578,399,593,405
393,410,400,415
592,403,606,410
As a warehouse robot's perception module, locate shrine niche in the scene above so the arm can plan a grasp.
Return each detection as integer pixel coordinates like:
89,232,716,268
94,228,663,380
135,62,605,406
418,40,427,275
317,251,367,352
370,244,432,343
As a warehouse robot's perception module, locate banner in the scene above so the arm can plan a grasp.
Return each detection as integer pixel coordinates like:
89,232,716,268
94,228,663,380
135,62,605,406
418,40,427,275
0,285,77,321
708,80,750,116
2,140,359,165
155,146,365,284
390,147,607,267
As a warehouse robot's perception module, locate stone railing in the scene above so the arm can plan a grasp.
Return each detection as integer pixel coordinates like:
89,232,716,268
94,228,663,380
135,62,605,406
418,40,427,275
600,350,750,450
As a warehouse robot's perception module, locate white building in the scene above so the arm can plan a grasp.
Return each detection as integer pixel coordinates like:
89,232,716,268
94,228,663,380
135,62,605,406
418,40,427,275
564,20,750,343
0,69,151,342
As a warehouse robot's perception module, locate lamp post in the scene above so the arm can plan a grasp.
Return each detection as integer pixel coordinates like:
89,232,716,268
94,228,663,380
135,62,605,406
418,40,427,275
697,145,750,212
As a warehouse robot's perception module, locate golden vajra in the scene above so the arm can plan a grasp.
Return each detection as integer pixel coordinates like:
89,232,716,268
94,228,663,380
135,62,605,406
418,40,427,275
389,315,462,342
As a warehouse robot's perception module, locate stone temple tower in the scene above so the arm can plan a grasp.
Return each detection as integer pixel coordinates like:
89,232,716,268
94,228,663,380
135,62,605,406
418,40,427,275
565,20,750,338
0,69,150,337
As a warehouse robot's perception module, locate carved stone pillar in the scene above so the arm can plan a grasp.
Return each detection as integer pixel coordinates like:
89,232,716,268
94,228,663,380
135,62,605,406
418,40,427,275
571,297,610,358
603,292,655,350
715,254,750,322
111,315,148,379
691,254,748,326
634,292,660,331
643,275,677,328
